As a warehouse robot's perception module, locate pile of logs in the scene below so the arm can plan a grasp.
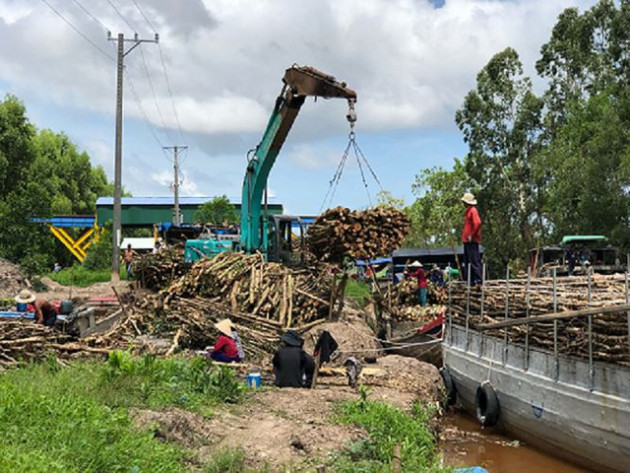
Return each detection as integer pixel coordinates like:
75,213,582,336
0,320,107,369
448,274,630,365
381,279,446,321
134,245,187,290
87,252,337,358
306,206,410,263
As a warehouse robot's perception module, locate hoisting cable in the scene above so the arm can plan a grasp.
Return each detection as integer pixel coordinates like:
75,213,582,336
319,136,352,213
352,133,373,207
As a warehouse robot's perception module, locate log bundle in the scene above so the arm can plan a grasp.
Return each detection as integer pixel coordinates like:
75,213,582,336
0,320,107,369
383,279,446,322
448,274,630,366
306,206,410,263
134,246,187,290
87,252,335,359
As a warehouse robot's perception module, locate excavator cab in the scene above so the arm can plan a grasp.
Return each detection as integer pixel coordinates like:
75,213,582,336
267,215,307,266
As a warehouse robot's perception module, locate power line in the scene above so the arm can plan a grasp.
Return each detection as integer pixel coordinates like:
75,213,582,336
71,0,110,32
41,0,114,61
124,68,166,150
132,0,157,32
139,43,173,143
106,0,137,32
158,43,186,143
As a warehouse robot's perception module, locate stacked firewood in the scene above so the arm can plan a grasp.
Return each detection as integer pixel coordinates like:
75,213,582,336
306,206,410,263
0,320,107,369
164,252,333,326
382,279,446,321
448,274,630,365
87,252,335,358
134,245,187,290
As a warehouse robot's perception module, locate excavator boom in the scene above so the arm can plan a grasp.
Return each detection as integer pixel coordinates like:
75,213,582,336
241,65,357,254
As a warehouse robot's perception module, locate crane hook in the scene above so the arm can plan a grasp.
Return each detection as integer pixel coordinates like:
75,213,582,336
346,98,357,129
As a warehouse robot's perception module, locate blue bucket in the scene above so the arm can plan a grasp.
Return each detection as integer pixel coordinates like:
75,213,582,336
16,303,27,312
246,372,261,388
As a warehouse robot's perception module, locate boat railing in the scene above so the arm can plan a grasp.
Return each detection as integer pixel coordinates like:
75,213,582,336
447,264,630,389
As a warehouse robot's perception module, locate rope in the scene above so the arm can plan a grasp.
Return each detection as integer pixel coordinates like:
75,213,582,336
335,338,442,354
319,135,352,213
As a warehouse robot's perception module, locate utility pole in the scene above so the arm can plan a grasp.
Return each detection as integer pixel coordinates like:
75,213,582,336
163,145,188,225
108,32,159,282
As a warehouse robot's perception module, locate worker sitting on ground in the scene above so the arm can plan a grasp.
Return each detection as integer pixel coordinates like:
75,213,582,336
15,289,57,327
272,330,315,388
406,261,428,307
210,318,241,363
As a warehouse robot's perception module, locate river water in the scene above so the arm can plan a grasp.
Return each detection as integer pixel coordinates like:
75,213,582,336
441,412,593,473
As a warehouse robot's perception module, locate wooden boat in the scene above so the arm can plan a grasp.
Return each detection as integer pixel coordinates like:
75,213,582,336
383,313,444,366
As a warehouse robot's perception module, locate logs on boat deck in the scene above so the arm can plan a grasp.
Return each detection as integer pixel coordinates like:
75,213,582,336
306,206,410,263
0,320,107,368
448,274,630,366
135,245,186,290
164,252,333,326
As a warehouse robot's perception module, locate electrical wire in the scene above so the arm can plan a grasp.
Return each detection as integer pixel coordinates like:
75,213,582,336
71,0,110,33
132,0,157,32
105,0,137,32
139,43,174,143
124,68,165,150
158,43,186,143
41,0,114,61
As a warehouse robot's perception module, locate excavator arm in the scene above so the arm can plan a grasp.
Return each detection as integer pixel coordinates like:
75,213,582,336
241,65,357,254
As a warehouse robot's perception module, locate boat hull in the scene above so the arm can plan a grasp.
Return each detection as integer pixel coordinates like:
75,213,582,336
443,325,630,473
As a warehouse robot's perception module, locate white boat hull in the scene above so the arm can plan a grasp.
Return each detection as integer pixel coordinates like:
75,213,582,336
443,325,630,473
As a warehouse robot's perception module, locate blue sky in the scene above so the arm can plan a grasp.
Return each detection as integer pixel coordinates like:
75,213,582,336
0,0,597,216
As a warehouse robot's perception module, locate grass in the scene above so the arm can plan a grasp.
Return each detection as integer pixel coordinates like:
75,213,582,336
46,265,113,287
330,387,448,473
344,278,373,307
0,352,246,473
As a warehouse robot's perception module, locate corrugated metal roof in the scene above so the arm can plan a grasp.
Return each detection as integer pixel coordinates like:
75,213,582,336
96,196,281,206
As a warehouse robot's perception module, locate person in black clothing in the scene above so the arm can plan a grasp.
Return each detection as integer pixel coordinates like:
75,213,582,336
272,330,315,388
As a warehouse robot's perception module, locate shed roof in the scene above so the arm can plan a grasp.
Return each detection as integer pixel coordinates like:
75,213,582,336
96,196,281,206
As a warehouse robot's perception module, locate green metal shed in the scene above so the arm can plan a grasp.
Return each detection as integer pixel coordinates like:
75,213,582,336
96,196,284,228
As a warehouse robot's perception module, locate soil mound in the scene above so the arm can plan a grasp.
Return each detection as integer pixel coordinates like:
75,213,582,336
0,258,31,299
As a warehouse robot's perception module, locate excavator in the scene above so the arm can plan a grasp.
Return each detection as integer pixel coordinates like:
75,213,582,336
185,65,357,264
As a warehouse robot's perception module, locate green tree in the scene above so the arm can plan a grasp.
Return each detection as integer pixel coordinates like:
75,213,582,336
455,47,544,270
405,160,470,249
195,195,238,225
376,190,405,210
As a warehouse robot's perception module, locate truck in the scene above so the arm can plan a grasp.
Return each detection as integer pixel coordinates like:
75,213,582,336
185,65,357,263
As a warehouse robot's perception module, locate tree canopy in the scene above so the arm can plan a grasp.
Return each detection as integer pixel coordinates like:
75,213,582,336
194,195,239,225
408,0,630,275
0,95,113,274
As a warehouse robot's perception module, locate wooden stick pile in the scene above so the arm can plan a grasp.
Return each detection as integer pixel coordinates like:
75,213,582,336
87,252,335,358
164,252,333,326
448,274,630,365
306,206,410,263
134,246,187,290
0,320,107,369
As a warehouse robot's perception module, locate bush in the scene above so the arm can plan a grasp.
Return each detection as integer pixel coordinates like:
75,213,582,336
83,230,112,270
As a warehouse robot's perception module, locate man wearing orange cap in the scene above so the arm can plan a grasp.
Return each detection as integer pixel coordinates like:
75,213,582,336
461,192,482,286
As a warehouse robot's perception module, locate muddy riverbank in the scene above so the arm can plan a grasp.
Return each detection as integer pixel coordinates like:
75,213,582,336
441,411,592,473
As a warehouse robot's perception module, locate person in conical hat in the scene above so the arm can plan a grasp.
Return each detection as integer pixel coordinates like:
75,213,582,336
210,318,241,363
406,261,428,307
461,192,483,286
15,289,57,327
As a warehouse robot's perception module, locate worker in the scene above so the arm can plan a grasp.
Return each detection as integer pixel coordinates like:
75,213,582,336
210,318,241,363
15,289,56,327
123,244,137,280
461,192,483,285
272,330,315,388
406,261,428,307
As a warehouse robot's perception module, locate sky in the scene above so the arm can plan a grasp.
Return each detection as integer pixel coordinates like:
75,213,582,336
0,0,599,216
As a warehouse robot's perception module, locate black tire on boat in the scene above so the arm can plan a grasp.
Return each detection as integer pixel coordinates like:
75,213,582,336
476,381,500,427
439,367,457,405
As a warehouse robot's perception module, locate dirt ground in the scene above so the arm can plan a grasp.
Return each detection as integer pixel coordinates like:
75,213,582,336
134,355,444,472
37,277,132,303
